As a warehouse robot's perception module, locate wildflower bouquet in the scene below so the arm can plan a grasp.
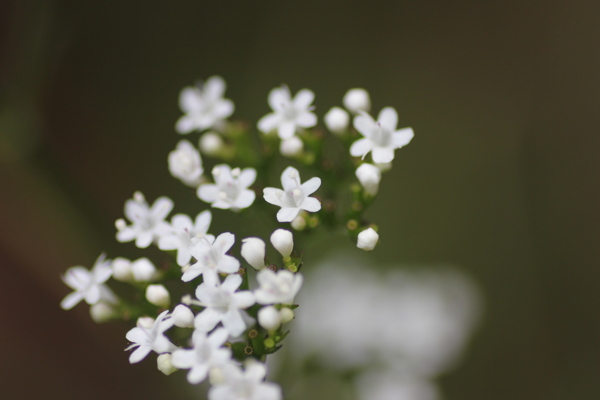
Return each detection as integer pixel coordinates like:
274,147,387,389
60,76,414,399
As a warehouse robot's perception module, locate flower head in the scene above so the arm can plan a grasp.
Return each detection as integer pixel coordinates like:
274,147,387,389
115,192,173,248
176,76,234,133
158,211,215,267
60,254,117,310
198,165,256,211
183,232,240,285
263,166,321,222
350,107,414,163
125,311,177,364
194,274,256,337
257,85,317,140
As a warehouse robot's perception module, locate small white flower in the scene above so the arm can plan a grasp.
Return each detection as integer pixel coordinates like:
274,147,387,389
324,106,350,134
343,88,371,113
208,361,282,400
258,306,281,331
355,163,382,196
172,304,195,328
350,107,414,163
279,136,304,157
255,269,303,305
146,284,171,308
194,274,256,337
125,311,177,364
60,254,117,310
200,132,225,156
171,328,232,385
158,211,215,267
257,85,317,140
183,232,240,285
115,192,173,248
168,140,203,187
263,166,321,222
198,165,256,211
240,237,266,270
270,229,293,259
176,76,234,133
89,302,116,323
357,227,379,251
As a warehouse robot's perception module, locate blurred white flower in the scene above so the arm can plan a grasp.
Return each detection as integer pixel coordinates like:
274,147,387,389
324,106,349,134
355,369,440,400
158,210,215,267
168,140,203,186
125,311,177,364
183,232,240,285
279,136,304,157
257,85,317,140
115,192,173,248
255,269,303,305
146,284,171,308
263,166,321,222
60,254,117,310
208,361,281,400
176,76,234,133
198,165,256,211
199,132,225,156
350,107,414,163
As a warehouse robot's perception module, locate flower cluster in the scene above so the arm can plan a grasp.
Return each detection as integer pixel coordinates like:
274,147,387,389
60,77,415,399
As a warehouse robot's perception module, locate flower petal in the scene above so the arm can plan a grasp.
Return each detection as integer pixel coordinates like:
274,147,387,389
263,188,283,206
300,197,321,213
179,87,201,112
350,138,373,158
204,76,226,100
239,168,257,188
268,86,291,112
295,112,317,128
293,89,315,109
277,121,296,140
233,190,255,209
280,166,299,192
353,113,377,138
372,146,395,163
300,177,321,196
151,197,174,221
217,255,240,274
233,291,256,309
175,115,196,134
212,99,234,120
198,184,220,203
187,364,209,385
135,231,153,248
277,207,300,222
220,273,242,292
195,308,221,332
222,310,246,337
378,107,398,131
257,113,281,133
129,345,151,364
171,348,195,369
60,292,84,310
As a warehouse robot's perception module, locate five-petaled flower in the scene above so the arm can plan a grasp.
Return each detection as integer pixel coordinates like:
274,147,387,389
60,253,117,310
158,210,215,267
263,166,321,222
125,311,177,364
176,76,234,134
183,232,240,285
257,85,317,140
350,107,414,163
115,192,173,248
198,165,256,211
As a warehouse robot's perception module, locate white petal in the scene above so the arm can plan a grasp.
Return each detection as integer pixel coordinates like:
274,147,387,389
277,207,300,222
233,190,255,209
194,210,212,233
175,115,196,134
220,274,242,292
350,138,373,158
280,166,299,192
217,255,240,274
353,113,377,138
257,113,281,133
83,285,101,304
176,247,192,267
212,100,234,120
151,197,174,220
277,121,296,140
213,232,235,254
245,362,267,381
254,384,282,400
129,345,151,364
292,89,314,109
181,265,203,282
179,87,201,112
188,364,209,384
233,291,256,309
62,267,90,290
126,327,147,344
124,200,147,223
378,107,398,131
239,168,257,188
372,146,395,163
116,228,136,243
195,308,221,332
295,112,317,128
268,86,291,112
222,310,246,337
300,197,321,213
171,348,195,369
392,127,414,148
204,76,226,100
60,292,84,310
171,214,193,231
158,235,179,251
263,188,283,206
300,177,321,196
208,328,230,347
198,184,220,203
135,231,153,248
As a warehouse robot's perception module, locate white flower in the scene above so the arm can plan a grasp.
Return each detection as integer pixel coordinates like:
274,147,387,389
171,328,232,385
176,76,234,133
255,269,302,305
240,237,266,270
198,165,256,211
60,254,117,310
183,232,240,285
258,306,281,331
158,211,215,267
355,163,381,196
194,274,255,337
125,311,177,364
168,140,203,187
257,85,317,140
208,361,282,400
263,166,321,222
357,227,379,251
343,88,371,113
172,304,195,328
324,106,349,134
270,229,293,259
146,284,171,308
350,107,414,163
115,192,173,248
279,136,304,157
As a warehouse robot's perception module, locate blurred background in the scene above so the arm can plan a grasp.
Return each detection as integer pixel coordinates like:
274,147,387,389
1,1,599,399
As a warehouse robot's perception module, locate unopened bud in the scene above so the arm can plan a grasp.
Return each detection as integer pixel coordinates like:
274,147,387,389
89,302,116,323
137,316,155,329
146,284,171,308
199,132,225,156
343,88,371,113
356,163,381,196
112,257,133,281
280,136,304,157
324,107,349,134
258,306,282,331
279,307,295,324
291,215,306,231
131,257,158,282
172,304,194,328
357,227,379,251
270,229,294,259
157,353,178,376
241,237,266,270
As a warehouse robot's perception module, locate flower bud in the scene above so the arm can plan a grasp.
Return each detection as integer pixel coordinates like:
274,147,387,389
258,306,282,331
279,136,304,157
241,237,266,270
270,229,294,259
137,316,155,329
89,302,116,323
355,163,381,196
168,140,203,186
131,257,158,282
146,284,171,308
112,257,133,282
324,107,349,134
199,132,224,156
172,304,195,328
279,307,295,324
291,215,306,231
343,88,371,113
357,227,379,251
157,353,178,376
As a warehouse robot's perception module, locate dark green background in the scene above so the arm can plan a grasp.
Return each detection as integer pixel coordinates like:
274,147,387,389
1,1,599,399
